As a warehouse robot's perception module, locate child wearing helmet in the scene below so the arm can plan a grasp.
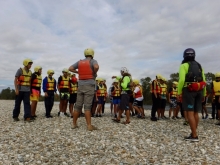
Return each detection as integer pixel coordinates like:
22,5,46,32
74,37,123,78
57,68,71,117
30,66,42,119
111,79,121,118
42,70,57,118
132,79,145,119
13,59,33,122
69,74,78,118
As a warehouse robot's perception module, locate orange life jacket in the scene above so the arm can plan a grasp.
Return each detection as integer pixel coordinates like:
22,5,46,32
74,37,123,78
31,74,42,87
17,68,32,86
46,77,55,90
78,60,93,80
59,76,70,89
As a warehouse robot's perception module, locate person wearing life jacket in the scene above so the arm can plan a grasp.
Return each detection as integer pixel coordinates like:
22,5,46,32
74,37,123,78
69,73,78,118
13,59,33,122
132,79,145,119
168,81,178,119
150,74,162,121
69,48,99,131
42,70,58,118
201,91,209,119
91,77,100,117
30,66,42,119
112,67,132,124
57,68,71,117
102,79,107,114
159,77,167,119
212,72,220,124
178,48,206,142
111,79,121,118
95,78,105,117
108,81,114,115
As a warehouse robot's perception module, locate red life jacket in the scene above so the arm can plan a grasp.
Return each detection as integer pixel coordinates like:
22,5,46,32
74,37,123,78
78,60,93,80
134,85,143,98
151,80,160,94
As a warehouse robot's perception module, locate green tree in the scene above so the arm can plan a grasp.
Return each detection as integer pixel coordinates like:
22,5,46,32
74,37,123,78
141,77,152,104
0,87,16,100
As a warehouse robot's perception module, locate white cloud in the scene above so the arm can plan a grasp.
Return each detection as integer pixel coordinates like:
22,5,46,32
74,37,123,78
0,0,220,91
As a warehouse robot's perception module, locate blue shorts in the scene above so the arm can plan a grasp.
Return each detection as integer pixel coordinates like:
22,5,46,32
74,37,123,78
97,96,104,104
113,98,120,104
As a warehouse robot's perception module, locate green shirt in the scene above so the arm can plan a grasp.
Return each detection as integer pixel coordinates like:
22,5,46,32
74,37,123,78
177,63,206,96
116,76,130,90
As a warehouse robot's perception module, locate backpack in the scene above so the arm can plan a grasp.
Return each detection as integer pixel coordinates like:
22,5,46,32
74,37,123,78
185,61,206,91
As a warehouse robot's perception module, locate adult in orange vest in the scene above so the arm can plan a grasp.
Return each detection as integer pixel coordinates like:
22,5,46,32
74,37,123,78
30,66,42,119
69,48,99,131
13,59,33,122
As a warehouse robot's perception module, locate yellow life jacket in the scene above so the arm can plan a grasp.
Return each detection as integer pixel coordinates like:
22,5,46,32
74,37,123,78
213,81,220,96
112,85,120,97
47,77,55,90
97,85,105,96
59,76,69,89
17,68,32,86
170,87,178,98
31,74,42,87
70,83,78,94
160,83,167,95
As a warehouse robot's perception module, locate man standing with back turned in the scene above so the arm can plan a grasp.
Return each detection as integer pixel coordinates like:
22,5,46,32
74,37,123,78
69,48,99,131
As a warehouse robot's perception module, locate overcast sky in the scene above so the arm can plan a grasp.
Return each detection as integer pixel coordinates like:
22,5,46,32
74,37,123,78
0,0,220,91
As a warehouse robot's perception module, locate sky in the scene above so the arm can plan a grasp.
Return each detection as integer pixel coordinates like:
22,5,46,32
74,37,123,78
0,0,220,91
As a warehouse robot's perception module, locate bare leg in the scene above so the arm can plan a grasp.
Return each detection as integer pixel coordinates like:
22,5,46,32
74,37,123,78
187,111,198,137
73,110,80,126
84,110,92,127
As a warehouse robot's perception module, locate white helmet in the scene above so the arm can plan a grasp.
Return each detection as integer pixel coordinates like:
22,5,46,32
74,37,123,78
121,67,129,74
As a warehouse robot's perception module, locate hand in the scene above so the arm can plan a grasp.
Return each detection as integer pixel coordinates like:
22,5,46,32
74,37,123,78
96,98,98,101
202,97,205,102
219,97,220,103
45,92,48,97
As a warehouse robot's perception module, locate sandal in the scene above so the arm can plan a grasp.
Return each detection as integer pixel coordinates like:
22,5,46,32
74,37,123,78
112,118,120,123
122,120,130,124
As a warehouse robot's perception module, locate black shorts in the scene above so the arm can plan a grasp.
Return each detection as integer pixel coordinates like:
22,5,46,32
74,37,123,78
160,99,166,109
119,94,130,110
69,93,77,104
133,99,143,107
182,87,203,112
215,96,220,109
129,95,134,103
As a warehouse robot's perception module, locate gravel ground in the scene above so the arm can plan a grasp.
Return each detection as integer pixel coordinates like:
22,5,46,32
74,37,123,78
0,100,220,165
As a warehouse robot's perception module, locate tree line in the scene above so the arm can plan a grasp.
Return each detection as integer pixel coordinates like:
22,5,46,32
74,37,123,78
0,72,215,104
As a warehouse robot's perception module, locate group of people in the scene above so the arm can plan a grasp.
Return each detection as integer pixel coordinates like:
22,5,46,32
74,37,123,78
12,48,220,138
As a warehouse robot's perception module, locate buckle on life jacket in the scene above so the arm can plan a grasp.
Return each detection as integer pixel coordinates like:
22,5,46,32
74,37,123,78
121,90,128,94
